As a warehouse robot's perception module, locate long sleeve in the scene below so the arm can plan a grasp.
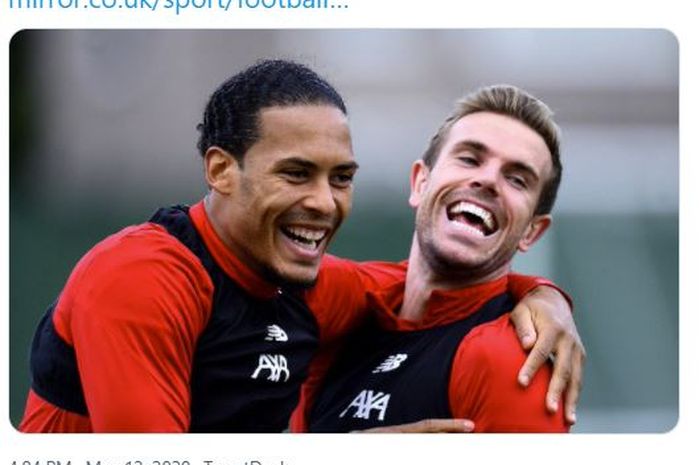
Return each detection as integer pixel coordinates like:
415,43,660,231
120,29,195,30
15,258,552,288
508,273,573,309
20,224,213,432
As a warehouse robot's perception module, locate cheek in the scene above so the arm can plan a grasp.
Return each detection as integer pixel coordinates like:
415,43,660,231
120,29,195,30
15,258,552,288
254,184,295,220
502,188,537,216
335,190,353,218
415,202,437,237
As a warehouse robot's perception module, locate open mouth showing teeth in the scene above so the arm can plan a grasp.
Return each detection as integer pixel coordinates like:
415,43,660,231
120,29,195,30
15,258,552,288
281,226,327,250
447,201,498,237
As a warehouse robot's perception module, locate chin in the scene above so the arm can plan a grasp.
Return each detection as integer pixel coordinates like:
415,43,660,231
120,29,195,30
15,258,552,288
265,263,320,289
423,241,485,275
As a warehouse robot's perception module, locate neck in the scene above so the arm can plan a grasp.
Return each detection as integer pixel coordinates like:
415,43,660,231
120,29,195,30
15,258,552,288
204,193,231,248
398,235,443,321
398,234,509,321
204,192,254,273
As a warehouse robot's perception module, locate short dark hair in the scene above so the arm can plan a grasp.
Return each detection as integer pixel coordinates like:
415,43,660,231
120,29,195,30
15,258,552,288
196,59,347,163
422,85,562,215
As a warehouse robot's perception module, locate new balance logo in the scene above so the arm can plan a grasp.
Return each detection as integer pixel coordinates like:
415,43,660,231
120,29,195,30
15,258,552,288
265,324,288,342
372,353,408,373
339,389,391,421
251,354,290,382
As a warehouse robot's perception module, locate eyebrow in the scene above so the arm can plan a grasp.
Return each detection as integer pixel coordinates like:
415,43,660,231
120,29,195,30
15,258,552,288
334,161,360,171
510,161,541,183
452,140,488,156
453,139,540,182
274,157,359,171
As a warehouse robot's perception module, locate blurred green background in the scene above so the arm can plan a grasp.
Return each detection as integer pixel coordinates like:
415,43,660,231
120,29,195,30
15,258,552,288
9,30,678,432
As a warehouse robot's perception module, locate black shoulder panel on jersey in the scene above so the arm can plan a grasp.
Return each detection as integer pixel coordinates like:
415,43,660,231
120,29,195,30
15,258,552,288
149,205,218,276
30,301,89,415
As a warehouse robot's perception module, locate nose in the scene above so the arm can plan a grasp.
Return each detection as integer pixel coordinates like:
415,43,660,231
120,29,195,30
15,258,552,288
302,180,337,216
469,164,499,197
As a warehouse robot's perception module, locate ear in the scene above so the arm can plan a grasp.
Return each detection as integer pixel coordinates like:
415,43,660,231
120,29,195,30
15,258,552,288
517,214,552,253
204,146,240,195
409,160,430,209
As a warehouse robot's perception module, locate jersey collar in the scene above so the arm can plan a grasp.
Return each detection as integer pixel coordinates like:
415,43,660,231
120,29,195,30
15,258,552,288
367,275,509,331
189,200,279,300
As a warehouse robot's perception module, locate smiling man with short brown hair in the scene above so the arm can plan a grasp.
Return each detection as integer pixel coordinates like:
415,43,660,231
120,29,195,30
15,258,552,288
304,85,582,433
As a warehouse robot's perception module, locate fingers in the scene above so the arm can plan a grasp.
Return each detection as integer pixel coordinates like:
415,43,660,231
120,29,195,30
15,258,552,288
518,325,557,387
513,284,586,421
357,418,474,433
564,347,586,424
510,301,536,350
545,340,573,413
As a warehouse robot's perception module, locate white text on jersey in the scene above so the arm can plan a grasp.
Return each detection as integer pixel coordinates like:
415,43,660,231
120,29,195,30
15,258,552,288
251,354,290,382
339,389,391,421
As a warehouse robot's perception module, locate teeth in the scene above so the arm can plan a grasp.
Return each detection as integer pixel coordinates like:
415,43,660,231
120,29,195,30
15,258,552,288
282,226,327,250
287,227,326,242
452,221,485,237
448,202,495,230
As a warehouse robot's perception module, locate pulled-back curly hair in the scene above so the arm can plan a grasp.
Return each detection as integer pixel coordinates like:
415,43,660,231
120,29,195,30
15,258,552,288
197,59,347,164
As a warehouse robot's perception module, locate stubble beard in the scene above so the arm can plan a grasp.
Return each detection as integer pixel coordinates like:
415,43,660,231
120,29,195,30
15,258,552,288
416,214,516,287
259,262,319,290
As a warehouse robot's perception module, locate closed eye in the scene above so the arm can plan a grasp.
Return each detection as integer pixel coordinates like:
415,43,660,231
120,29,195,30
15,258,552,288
458,156,479,167
506,174,528,189
280,169,310,183
331,172,355,188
